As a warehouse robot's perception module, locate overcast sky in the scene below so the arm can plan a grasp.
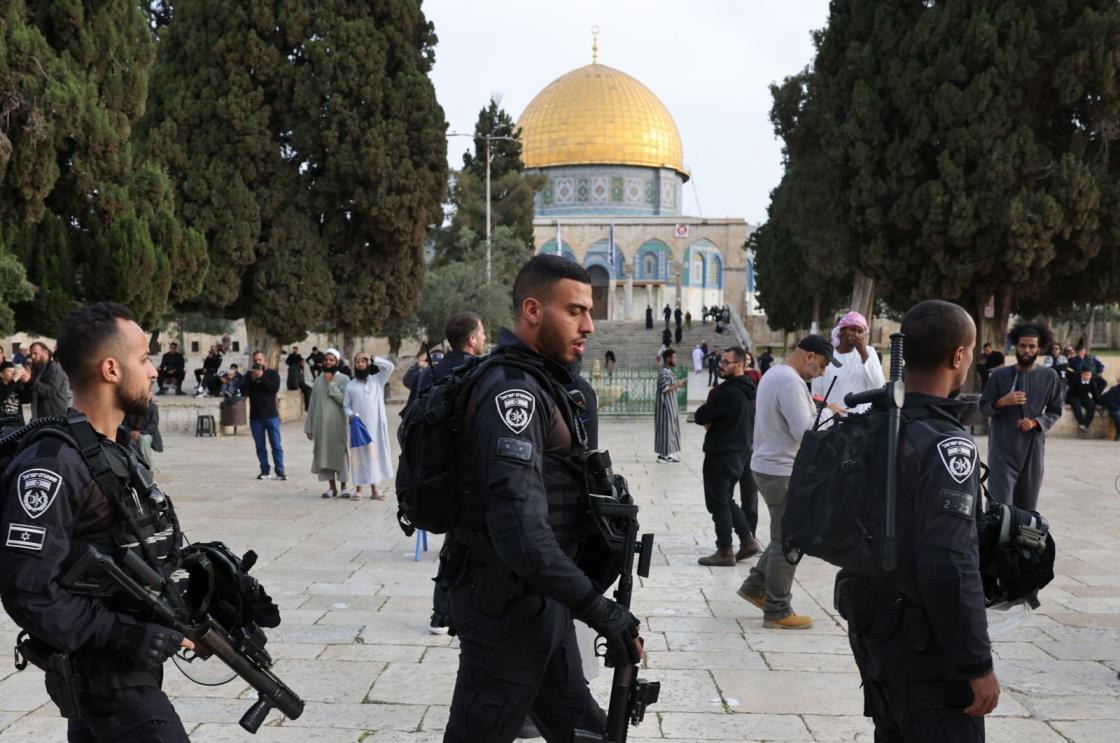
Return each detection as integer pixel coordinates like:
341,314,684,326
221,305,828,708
425,0,832,225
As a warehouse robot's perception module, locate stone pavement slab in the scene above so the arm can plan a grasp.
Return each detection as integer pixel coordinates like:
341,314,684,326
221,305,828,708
1,416,1120,740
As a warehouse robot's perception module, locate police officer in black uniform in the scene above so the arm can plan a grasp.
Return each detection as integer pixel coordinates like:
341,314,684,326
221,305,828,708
0,304,193,742
835,300,1000,742
443,255,641,743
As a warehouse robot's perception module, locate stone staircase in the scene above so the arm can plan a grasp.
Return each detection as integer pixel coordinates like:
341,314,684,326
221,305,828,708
580,318,742,370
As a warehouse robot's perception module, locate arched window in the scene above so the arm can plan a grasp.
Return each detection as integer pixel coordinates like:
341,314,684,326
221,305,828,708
684,239,722,288
634,240,670,280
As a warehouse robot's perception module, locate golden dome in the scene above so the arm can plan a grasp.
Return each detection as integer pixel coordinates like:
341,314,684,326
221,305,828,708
518,63,687,178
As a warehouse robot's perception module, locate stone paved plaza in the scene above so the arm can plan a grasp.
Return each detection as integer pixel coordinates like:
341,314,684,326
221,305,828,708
2,373,1120,741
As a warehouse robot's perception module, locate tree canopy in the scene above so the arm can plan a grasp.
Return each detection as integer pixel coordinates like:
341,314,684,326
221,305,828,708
759,0,1120,342
0,0,207,333
143,0,447,347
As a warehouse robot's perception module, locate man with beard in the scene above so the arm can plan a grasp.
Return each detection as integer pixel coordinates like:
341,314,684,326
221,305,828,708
979,322,1063,511
305,348,351,498
443,255,639,743
28,341,71,420
0,304,198,740
836,300,997,742
343,351,396,499
655,348,685,462
694,347,762,565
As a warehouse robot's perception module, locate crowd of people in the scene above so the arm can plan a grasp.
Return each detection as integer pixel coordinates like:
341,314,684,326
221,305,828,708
0,253,1092,742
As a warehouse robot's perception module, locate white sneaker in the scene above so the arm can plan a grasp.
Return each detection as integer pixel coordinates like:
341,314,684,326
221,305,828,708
340,489,355,500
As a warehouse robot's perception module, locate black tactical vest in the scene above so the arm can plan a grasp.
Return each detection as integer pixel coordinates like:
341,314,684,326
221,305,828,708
52,423,184,606
541,391,589,556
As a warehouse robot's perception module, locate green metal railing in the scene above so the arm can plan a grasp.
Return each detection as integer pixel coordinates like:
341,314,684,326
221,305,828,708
586,366,688,417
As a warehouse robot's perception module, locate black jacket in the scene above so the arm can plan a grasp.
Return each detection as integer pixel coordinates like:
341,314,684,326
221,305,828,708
1066,375,1105,405
460,329,595,610
122,401,164,454
30,361,71,420
238,369,281,419
694,375,755,463
843,393,991,683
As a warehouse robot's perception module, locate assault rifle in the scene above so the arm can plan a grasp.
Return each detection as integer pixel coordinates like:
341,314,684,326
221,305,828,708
78,546,305,733
572,469,660,743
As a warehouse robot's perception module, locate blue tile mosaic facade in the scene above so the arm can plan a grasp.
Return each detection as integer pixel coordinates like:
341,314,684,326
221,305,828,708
533,165,683,217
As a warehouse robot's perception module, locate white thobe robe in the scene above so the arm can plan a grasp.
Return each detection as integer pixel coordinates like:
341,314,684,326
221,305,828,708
343,357,396,485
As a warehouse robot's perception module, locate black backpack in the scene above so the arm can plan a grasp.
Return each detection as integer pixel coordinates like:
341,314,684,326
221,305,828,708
781,410,890,570
394,351,560,536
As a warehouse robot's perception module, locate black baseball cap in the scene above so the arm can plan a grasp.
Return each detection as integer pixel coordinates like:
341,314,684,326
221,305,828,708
797,335,843,368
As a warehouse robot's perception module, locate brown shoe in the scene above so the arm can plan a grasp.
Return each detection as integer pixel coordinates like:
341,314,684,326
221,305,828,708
736,587,765,610
697,549,736,567
736,537,762,561
763,613,813,630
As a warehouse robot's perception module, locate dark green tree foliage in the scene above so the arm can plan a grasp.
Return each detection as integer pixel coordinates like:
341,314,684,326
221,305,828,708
810,0,1120,333
416,259,511,348
0,0,208,332
753,71,852,332
144,0,447,345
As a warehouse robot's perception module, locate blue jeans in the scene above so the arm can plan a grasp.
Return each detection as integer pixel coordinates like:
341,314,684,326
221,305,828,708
250,417,284,476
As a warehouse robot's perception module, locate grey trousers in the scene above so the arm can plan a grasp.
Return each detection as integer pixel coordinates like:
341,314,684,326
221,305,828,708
739,472,798,620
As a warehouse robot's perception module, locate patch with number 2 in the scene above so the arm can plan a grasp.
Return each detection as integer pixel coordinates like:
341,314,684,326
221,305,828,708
938,488,974,520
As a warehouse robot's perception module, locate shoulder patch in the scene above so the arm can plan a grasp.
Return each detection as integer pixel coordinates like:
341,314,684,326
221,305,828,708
17,468,63,519
6,523,46,551
937,437,977,484
495,390,536,434
937,488,975,520
496,437,534,463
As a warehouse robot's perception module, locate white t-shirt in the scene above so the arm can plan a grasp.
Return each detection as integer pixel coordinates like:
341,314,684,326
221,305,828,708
810,347,886,416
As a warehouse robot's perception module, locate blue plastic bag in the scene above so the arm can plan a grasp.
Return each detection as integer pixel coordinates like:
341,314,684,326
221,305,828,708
349,417,373,448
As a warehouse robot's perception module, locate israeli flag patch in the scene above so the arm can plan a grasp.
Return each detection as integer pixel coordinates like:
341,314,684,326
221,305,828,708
6,523,46,551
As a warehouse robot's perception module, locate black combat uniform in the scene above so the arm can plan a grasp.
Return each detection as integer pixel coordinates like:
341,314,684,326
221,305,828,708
443,330,634,743
0,413,189,742
835,394,991,742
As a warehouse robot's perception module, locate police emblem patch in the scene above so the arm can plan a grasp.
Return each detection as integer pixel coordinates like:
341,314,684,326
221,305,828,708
937,437,977,485
496,390,536,435
17,468,63,519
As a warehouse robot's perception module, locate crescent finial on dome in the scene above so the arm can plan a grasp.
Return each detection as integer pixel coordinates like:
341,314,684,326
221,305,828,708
592,26,600,64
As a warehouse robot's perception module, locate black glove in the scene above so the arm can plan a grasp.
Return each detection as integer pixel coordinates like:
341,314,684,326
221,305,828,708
109,621,183,670
239,573,281,629
572,591,641,666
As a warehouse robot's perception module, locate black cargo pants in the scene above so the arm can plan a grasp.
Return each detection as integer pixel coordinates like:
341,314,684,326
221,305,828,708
443,588,604,743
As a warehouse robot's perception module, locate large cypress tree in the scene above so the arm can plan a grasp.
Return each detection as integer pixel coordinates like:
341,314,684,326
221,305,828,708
811,0,1120,343
0,0,207,333
143,0,447,350
754,71,852,333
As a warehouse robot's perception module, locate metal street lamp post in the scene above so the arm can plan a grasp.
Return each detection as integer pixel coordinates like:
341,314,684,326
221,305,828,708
447,132,521,283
